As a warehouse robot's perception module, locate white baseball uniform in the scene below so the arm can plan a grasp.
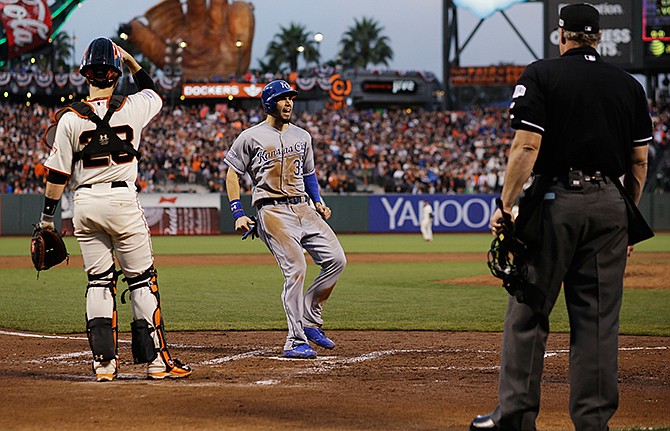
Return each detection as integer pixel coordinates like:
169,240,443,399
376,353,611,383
420,201,434,241
45,90,161,276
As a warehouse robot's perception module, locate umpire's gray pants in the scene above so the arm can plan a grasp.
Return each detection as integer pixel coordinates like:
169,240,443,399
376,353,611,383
491,180,628,431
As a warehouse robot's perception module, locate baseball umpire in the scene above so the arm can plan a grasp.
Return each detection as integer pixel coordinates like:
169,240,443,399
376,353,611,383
469,4,652,430
225,80,347,359
39,38,191,381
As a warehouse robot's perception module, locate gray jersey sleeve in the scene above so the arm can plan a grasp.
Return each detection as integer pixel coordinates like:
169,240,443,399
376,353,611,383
302,134,315,177
225,131,252,174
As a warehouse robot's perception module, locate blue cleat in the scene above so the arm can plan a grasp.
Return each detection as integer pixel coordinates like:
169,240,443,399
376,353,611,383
283,343,317,359
304,327,336,349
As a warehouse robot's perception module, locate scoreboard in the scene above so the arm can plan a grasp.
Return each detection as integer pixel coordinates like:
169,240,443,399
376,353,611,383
644,0,670,64
545,0,670,72
643,0,670,41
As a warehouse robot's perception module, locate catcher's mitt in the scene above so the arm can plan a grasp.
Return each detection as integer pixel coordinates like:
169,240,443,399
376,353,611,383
30,226,69,273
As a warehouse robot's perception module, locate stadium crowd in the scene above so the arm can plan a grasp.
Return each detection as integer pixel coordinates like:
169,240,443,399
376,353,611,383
1,100,669,195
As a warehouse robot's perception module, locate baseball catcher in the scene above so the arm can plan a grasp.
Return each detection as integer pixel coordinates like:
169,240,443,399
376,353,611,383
37,37,191,382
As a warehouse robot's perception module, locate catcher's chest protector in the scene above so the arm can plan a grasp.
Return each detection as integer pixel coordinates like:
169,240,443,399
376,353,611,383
44,95,140,163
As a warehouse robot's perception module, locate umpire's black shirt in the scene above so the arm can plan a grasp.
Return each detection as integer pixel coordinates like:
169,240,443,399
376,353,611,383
510,46,652,177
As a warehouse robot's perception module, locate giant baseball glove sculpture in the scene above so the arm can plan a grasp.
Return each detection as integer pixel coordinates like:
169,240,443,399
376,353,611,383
129,0,255,80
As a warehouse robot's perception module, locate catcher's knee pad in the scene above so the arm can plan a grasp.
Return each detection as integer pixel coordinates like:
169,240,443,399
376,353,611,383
87,317,116,362
123,266,171,364
85,266,119,362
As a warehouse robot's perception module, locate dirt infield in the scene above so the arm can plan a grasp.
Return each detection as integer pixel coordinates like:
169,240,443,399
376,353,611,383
0,330,668,431
0,252,668,430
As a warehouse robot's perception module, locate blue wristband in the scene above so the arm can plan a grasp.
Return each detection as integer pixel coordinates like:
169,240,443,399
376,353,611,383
303,173,321,204
230,199,245,220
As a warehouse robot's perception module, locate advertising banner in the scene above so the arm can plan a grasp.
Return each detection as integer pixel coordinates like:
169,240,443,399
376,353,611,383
368,194,497,233
450,65,526,86
181,82,266,99
142,207,219,235
139,193,220,235
0,0,52,60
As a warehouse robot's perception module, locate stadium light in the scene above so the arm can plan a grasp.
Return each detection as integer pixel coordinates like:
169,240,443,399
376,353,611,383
314,33,323,66
118,24,131,41
453,0,527,19
235,38,244,76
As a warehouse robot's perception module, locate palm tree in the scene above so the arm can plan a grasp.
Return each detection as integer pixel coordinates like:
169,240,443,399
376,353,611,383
338,17,393,69
50,31,74,72
262,23,319,73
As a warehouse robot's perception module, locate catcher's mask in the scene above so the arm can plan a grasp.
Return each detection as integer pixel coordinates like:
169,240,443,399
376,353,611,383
487,231,528,283
80,37,123,89
486,198,536,306
261,80,298,114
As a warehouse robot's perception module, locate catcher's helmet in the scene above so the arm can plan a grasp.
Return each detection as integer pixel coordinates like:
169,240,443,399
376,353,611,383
80,38,123,89
261,80,298,114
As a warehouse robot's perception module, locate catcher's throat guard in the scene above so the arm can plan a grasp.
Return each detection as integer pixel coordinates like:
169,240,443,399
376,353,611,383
487,199,536,305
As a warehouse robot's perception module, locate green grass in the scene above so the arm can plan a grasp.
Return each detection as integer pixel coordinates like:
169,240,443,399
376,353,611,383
1,233,668,335
2,232,668,256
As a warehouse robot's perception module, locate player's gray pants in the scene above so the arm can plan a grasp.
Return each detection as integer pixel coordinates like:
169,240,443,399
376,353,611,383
257,202,346,351
490,180,627,431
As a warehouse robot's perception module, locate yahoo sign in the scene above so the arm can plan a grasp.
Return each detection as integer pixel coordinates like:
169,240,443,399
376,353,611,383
369,195,497,233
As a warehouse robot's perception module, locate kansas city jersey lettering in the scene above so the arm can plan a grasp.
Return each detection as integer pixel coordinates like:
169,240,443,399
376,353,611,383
256,141,307,163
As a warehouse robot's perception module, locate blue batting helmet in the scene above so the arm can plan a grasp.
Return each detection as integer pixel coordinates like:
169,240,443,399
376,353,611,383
261,80,298,114
80,37,123,88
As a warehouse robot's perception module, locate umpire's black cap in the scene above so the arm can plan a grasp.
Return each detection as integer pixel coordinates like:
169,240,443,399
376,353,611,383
559,3,600,34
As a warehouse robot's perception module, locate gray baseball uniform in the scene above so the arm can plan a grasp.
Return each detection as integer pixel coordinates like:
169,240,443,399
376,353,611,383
225,121,346,351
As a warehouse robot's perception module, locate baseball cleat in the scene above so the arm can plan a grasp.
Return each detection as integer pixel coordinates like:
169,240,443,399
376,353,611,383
96,372,117,382
469,414,498,430
148,358,192,380
283,343,317,359
304,327,336,349
93,358,117,382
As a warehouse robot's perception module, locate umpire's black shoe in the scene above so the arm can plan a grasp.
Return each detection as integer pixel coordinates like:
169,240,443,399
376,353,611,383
470,414,498,430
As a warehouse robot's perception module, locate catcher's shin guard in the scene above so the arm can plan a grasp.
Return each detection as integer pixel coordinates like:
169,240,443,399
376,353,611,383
85,266,119,364
124,267,192,379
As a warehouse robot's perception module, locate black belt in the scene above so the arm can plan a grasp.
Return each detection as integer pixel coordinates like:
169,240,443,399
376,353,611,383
77,181,128,190
552,170,607,189
256,196,307,208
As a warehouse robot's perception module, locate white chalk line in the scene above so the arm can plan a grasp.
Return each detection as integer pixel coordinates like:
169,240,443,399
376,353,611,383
0,329,131,344
0,330,89,341
3,329,669,376
198,349,270,365
544,346,668,358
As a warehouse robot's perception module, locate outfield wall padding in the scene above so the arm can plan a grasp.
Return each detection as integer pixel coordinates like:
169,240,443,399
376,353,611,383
1,192,668,235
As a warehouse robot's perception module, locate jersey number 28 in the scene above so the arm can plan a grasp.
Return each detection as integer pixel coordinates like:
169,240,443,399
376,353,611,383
78,125,135,168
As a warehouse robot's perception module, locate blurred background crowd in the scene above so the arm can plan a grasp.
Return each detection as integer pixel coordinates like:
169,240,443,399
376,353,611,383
2,100,669,195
